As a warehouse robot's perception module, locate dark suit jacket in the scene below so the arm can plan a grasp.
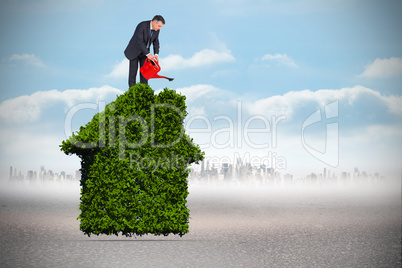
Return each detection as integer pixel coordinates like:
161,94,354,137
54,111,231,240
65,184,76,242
124,20,160,60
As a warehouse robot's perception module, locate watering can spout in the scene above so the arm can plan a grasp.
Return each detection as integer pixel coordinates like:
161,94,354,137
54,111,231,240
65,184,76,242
140,59,174,81
154,74,174,81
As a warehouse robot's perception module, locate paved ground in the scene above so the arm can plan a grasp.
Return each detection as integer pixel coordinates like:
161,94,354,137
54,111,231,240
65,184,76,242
1,182,401,267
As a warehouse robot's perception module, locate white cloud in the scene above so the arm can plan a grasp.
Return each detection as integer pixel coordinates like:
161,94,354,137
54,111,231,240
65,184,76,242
9,53,45,68
359,57,402,78
105,48,235,78
371,123,402,138
0,85,123,123
261,53,298,67
105,59,129,79
245,85,402,119
6,84,396,128
175,84,222,102
170,84,401,175
0,129,61,156
160,49,235,71
0,83,400,177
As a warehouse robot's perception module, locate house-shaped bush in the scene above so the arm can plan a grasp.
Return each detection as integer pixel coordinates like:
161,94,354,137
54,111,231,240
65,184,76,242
60,84,204,237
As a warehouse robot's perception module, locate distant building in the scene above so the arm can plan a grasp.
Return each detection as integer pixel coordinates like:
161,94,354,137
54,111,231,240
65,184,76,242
26,170,34,181
283,174,293,184
222,163,229,180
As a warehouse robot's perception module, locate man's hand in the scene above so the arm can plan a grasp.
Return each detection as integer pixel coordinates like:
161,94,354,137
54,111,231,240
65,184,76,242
147,54,155,61
154,54,159,61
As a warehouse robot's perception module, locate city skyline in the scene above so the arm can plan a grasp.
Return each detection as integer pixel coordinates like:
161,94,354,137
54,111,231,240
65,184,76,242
8,165,81,183
187,158,386,186
7,161,386,187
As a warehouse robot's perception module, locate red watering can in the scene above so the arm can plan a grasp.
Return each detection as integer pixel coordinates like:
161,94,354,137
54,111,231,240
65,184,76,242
140,58,174,81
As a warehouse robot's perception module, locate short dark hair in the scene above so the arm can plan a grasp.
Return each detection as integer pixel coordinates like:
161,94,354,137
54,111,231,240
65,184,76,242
152,15,165,24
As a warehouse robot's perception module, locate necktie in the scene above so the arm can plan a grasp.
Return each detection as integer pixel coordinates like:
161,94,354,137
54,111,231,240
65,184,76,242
148,30,154,50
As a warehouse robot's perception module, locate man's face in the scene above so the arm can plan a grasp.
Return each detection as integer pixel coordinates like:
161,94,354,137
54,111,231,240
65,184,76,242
152,21,164,31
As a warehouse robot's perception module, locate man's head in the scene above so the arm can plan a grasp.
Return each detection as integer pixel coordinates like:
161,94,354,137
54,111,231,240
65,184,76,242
152,15,165,31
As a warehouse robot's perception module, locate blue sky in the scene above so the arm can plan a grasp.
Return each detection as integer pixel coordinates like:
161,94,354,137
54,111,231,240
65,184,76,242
0,0,401,179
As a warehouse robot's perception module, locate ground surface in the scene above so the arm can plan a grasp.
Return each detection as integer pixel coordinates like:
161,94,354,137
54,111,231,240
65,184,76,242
0,181,401,268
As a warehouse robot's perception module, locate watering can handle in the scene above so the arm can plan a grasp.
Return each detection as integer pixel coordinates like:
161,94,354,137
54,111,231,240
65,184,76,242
145,58,160,69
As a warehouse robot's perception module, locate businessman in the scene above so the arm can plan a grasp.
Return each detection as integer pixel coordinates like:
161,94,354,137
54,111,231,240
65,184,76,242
124,15,165,87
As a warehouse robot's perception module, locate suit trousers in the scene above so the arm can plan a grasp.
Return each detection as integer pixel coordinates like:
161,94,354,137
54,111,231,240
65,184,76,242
128,54,148,87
